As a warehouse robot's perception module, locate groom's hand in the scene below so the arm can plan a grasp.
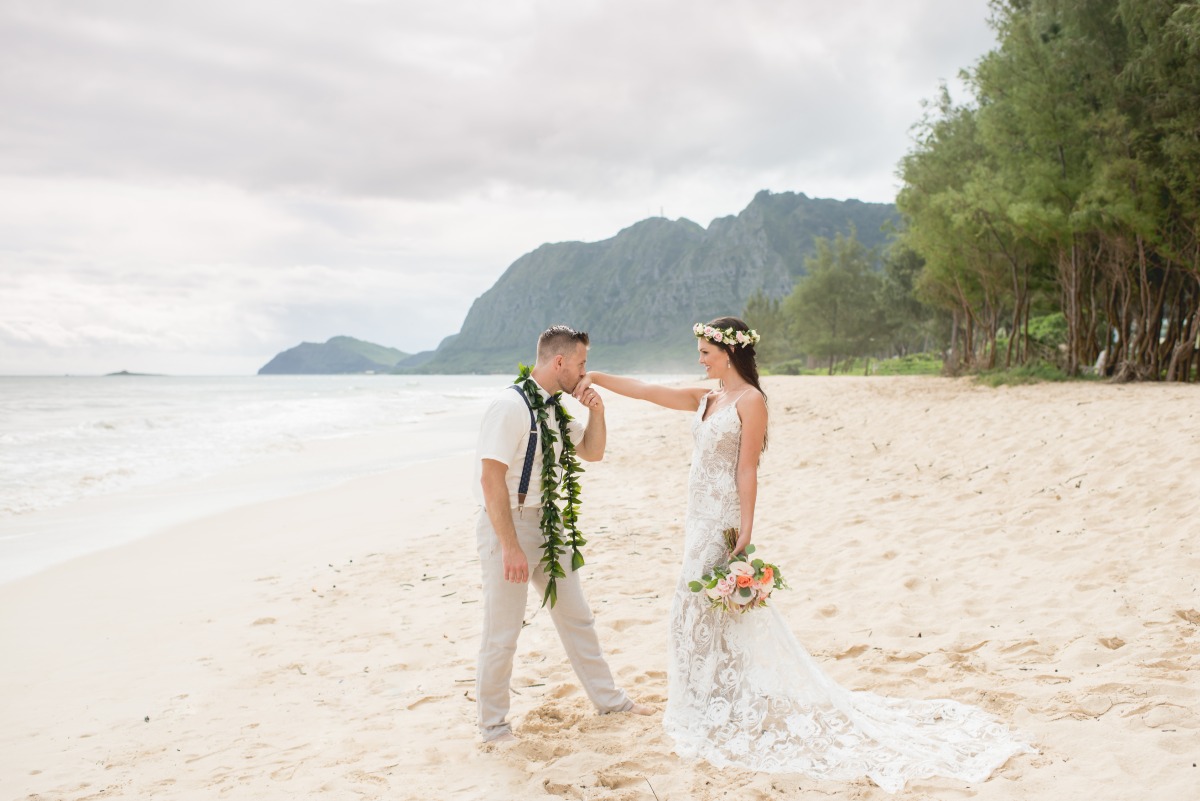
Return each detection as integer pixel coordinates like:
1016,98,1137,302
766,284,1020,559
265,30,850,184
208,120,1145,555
502,546,529,583
575,385,604,413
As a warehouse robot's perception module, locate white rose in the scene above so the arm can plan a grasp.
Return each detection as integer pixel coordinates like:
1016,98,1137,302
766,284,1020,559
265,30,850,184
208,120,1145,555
727,560,754,578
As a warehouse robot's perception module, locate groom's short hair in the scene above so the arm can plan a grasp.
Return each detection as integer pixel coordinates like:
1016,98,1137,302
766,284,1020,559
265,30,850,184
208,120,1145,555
537,325,589,362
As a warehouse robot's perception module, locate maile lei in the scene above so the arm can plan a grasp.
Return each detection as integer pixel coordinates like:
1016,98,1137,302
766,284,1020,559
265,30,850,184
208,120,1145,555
514,364,587,608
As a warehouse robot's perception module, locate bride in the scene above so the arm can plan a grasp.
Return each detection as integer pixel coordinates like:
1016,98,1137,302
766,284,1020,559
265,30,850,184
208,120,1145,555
575,317,1034,793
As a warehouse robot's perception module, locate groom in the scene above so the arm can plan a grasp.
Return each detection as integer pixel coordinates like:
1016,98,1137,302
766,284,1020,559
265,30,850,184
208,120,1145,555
473,324,651,743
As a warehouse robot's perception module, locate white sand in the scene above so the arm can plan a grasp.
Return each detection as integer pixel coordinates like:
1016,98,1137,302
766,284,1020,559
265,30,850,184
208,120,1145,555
2,376,1197,800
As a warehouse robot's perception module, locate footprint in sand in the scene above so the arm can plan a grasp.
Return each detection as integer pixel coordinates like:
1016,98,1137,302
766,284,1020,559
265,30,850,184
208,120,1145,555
607,618,641,632
1141,703,1196,731
404,695,443,710
595,763,643,791
1036,674,1071,685
524,702,583,729
547,684,579,700
835,644,869,660
345,770,388,786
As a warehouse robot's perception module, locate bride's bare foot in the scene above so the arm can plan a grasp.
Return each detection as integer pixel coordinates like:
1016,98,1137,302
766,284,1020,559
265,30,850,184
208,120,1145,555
628,702,655,716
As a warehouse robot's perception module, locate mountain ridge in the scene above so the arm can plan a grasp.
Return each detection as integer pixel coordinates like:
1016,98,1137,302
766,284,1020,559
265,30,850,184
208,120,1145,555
420,190,896,372
257,190,898,374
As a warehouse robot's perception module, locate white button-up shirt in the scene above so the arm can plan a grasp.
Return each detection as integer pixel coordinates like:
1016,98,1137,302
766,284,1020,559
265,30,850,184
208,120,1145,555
474,381,585,509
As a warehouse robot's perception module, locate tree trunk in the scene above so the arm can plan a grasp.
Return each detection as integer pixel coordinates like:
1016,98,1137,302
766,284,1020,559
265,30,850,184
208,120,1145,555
947,309,960,373
1061,242,1082,376
1166,280,1200,382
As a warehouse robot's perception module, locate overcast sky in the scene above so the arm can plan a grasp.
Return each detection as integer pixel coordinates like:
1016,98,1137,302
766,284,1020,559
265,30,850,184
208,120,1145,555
0,0,996,375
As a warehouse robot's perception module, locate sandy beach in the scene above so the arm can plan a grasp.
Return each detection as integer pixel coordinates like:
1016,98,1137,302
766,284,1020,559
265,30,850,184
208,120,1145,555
2,376,1198,800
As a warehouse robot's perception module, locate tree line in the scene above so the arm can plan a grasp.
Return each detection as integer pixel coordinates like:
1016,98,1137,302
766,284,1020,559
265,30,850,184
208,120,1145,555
748,1,1200,382
743,234,945,375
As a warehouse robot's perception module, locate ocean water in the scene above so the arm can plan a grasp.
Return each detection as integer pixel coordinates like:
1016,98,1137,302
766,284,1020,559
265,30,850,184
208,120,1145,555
0,374,509,582
0,375,509,517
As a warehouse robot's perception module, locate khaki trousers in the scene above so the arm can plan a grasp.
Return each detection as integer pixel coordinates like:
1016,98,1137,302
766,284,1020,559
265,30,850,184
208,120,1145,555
475,509,631,741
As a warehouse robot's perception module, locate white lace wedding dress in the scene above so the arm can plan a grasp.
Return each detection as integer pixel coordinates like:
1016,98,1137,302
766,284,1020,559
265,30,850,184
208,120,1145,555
660,398,1035,793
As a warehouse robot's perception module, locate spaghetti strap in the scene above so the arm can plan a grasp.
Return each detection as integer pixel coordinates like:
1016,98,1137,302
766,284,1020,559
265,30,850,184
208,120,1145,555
702,388,752,422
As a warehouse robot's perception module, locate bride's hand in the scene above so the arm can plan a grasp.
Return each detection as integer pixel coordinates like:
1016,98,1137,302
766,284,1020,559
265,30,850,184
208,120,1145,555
572,372,595,399
731,533,752,557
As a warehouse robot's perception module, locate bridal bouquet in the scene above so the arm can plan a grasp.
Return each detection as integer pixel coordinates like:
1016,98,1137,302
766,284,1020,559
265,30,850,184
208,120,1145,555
687,528,788,614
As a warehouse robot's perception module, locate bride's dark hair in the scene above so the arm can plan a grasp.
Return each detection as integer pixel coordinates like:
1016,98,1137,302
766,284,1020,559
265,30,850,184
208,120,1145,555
703,315,768,451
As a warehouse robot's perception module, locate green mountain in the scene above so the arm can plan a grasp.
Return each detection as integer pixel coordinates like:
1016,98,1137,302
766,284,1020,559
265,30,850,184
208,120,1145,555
417,190,897,373
258,336,410,375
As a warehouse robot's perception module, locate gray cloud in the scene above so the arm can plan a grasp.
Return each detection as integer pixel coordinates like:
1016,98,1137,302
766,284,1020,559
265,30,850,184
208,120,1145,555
0,0,996,373
2,0,992,198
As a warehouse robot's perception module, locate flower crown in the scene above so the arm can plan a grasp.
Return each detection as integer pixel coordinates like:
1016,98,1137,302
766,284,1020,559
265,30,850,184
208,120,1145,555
693,322,761,348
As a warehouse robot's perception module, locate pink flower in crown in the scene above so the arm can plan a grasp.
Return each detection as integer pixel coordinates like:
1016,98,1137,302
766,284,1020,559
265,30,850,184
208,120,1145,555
713,330,723,342
736,330,749,345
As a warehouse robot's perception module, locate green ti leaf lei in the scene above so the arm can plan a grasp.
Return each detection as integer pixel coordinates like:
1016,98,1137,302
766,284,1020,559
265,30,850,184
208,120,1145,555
514,363,587,608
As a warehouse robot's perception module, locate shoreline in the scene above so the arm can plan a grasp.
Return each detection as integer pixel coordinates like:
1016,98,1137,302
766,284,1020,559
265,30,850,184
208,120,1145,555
0,409,483,586
2,376,1197,800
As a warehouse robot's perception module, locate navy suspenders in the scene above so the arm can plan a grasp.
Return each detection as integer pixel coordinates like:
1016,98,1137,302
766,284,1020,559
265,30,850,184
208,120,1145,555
509,384,564,512
510,384,538,511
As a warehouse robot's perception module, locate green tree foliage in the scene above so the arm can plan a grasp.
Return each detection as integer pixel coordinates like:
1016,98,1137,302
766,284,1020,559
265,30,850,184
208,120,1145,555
782,232,888,374
747,234,937,374
898,0,1200,382
742,290,790,366
879,243,948,357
